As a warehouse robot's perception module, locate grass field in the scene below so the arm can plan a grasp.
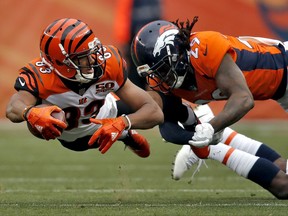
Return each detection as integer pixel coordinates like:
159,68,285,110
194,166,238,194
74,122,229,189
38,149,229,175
0,121,287,216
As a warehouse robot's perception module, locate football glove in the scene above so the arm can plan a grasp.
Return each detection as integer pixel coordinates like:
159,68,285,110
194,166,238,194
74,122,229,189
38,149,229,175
188,123,214,147
89,116,126,154
26,105,67,140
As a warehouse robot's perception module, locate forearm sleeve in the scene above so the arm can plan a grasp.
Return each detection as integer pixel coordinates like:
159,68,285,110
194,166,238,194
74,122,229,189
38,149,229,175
159,121,194,145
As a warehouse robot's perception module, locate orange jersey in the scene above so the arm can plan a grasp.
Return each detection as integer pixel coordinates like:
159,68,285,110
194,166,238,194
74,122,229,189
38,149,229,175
172,31,287,104
14,45,127,142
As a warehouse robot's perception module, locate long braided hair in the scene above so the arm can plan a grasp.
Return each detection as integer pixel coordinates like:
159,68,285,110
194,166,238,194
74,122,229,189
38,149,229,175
170,16,199,91
172,16,199,51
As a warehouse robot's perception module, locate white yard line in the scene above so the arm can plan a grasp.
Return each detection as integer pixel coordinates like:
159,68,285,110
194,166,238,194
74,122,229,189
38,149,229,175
1,188,266,193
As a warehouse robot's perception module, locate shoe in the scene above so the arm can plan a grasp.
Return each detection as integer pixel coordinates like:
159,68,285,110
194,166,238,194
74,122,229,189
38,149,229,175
172,145,207,181
122,130,150,158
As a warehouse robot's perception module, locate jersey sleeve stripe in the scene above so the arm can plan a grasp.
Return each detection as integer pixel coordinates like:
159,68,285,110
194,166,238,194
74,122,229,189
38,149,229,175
28,63,44,86
234,48,285,71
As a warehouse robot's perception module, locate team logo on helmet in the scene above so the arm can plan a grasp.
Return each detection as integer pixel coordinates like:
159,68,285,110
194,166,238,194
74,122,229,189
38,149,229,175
153,28,179,57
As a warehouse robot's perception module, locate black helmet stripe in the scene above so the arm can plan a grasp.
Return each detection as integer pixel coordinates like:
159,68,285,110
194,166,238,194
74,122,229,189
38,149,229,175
68,25,89,54
39,18,60,45
60,20,81,48
43,18,70,60
73,29,93,53
40,24,55,46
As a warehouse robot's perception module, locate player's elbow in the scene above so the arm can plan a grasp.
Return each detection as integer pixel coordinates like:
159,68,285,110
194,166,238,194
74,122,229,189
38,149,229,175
149,103,164,126
232,93,254,118
154,105,164,125
236,93,255,115
242,94,254,113
5,106,19,123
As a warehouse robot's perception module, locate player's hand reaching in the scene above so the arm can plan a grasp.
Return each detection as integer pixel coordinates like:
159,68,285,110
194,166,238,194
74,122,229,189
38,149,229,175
25,105,67,140
89,116,126,154
188,123,214,147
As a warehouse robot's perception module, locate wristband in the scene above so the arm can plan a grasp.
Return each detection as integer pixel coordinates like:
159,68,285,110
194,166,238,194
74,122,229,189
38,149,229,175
22,105,34,121
122,114,131,130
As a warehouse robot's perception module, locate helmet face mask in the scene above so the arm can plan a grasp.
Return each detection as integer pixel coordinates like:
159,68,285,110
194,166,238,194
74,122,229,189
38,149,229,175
135,44,190,93
61,38,106,82
131,20,196,93
145,53,179,93
40,18,106,83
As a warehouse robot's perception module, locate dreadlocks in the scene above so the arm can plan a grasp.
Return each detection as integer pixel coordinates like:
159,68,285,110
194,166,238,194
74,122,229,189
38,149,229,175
172,16,199,50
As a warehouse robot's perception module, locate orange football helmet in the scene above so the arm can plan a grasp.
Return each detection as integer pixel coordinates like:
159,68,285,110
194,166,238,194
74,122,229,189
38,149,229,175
40,18,106,83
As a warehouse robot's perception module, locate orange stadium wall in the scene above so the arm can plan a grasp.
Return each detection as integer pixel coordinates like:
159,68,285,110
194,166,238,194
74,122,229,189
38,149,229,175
1,0,287,120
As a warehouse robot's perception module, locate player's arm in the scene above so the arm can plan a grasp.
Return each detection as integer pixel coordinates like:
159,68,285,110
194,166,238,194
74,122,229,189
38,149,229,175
210,53,254,132
6,90,37,122
116,79,164,129
190,54,254,148
6,90,67,140
139,91,199,144
88,79,163,154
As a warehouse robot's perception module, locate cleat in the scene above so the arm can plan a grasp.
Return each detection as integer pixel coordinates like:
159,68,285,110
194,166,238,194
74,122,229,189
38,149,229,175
172,145,207,181
122,130,150,158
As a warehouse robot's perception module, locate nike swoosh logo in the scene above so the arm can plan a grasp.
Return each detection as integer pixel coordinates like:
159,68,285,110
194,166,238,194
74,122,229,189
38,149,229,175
18,77,25,86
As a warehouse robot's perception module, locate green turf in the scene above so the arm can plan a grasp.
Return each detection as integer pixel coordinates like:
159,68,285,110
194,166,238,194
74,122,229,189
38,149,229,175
0,121,287,215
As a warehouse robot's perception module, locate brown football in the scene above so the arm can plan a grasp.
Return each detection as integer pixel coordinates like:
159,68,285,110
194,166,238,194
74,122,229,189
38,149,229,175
26,104,66,139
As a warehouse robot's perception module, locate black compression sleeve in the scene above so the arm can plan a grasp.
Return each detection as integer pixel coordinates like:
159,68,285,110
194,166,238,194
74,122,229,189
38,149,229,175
158,92,189,122
116,100,133,116
159,121,194,145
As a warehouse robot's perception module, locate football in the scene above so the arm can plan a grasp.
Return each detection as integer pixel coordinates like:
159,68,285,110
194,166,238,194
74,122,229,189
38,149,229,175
26,104,66,139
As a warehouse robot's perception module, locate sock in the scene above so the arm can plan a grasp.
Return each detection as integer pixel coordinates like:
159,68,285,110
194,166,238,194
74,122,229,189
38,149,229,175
208,143,258,178
208,143,281,190
222,127,281,162
247,158,280,189
222,127,260,154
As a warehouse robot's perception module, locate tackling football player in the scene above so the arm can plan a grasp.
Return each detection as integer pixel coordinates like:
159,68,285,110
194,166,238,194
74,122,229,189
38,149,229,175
131,17,288,147
130,18,288,199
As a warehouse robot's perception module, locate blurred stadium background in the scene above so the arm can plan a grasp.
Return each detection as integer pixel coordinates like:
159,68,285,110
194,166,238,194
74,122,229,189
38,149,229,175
1,1,288,214
1,0,288,120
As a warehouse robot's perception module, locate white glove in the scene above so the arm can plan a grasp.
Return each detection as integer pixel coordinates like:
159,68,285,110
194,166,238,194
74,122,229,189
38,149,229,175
188,123,214,147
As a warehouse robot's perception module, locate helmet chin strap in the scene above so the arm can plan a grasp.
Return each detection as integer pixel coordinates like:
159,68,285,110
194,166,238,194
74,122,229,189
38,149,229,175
75,71,94,83
174,73,186,88
178,64,197,91
172,50,189,89
55,67,93,83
